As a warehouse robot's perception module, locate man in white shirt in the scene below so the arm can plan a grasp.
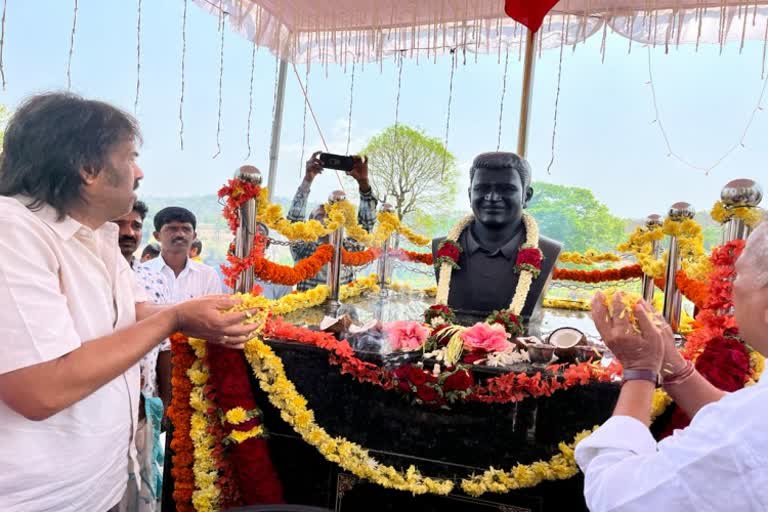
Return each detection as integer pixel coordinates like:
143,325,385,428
142,206,223,303
0,92,257,512
575,218,768,512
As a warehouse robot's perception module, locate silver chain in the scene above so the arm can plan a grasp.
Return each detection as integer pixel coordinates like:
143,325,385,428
390,260,436,277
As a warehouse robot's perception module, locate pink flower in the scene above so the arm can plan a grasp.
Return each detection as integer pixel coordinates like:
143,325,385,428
461,322,512,353
385,321,430,351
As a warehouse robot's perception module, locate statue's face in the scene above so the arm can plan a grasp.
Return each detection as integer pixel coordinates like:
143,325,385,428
469,167,530,229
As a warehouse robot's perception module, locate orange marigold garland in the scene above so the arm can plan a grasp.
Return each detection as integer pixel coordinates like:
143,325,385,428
168,333,196,512
388,248,434,266
222,243,334,288
341,247,381,267
552,264,643,283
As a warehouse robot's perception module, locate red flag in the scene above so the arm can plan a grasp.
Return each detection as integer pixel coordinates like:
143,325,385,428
504,0,560,33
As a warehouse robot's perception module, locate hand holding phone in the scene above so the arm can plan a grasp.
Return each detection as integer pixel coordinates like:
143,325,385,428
318,152,355,172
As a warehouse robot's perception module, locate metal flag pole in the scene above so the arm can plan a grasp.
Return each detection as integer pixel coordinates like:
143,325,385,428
516,29,537,157
267,59,288,201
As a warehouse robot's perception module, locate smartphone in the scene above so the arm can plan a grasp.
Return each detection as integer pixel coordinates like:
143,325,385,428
319,153,355,172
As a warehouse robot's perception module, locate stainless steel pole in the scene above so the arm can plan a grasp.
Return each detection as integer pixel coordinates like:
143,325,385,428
267,59,288,202
233,165,262,294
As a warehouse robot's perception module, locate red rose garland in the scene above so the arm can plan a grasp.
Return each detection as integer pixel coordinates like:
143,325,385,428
435,240,462,269
206,343,285,505
515,247,544,278
264,317,622,406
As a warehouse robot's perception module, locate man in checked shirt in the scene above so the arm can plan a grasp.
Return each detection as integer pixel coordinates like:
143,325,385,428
287,151,377,291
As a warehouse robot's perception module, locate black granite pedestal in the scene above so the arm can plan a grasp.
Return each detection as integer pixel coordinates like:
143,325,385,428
163,338,619,512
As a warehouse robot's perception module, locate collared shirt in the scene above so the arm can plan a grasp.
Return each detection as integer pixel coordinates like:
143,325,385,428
433,221,560,326
287,181,378,291
140,254,222,303
575,377,768,511
132,263,171,397
0,196,145,512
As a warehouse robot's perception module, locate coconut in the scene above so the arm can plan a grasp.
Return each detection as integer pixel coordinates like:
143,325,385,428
547,327,587,362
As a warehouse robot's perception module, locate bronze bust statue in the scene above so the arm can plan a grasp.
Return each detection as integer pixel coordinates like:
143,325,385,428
432,152,561,329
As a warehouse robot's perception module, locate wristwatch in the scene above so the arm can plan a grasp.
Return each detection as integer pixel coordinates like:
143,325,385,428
622,369,661,386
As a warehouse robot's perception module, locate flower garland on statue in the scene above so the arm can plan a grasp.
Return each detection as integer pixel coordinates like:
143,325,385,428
558,250,621,266
711,200,764,229
433,213,542,332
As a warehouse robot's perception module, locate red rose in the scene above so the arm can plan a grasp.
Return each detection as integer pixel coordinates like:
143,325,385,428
407,366,428,386
430,304,452,314
437,243,460,262
416,385,439,403
443,370,474,392
397,380,412,392
393,365,410,381
516,248,542,268
695,336,750,392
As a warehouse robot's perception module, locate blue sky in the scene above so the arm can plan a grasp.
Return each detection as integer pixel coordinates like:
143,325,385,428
0,0,765,218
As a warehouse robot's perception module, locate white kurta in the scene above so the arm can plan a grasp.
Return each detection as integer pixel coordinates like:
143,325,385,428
0,196,146,512
575,377,768,511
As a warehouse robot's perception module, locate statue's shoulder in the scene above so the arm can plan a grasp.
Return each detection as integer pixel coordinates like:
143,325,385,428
538,235,563,257
432,236,446,255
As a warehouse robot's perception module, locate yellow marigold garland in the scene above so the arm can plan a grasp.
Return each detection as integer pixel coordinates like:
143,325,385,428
618,219,709,281
460,428,596,496
240,334,675,498
618,225,666,278
372,211,430,247
711,200,764,229
558,250,621,266
255,188,377,245
232,275,379,317
244,335,455,496
187,339,221,512
542,298,591,311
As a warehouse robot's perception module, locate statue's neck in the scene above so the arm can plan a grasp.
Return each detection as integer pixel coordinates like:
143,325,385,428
470,220,524,251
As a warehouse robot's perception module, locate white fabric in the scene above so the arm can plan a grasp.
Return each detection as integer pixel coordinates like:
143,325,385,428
0,196,144,512
575,378,768,512
140,255,223,304
132,265,171,397
194,0,768,65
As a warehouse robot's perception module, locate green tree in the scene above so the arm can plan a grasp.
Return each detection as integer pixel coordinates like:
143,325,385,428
527,182,625,253
360,125,458,222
